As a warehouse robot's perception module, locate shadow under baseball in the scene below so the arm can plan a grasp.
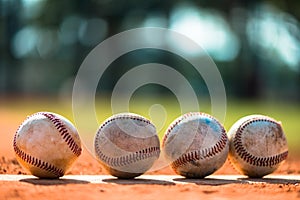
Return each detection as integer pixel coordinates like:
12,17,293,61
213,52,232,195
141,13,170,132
238,177,300,185
20,178,90,185
174,177,300,185
102,178,176,185
173,178,242,186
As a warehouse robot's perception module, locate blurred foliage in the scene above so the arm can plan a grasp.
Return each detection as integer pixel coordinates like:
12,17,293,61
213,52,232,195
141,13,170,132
0,0,299,102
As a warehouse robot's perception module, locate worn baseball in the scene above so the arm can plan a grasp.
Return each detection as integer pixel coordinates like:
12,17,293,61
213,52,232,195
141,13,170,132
228,114,288,178
162,112,229,178
94,113,160,179
13,112,82,178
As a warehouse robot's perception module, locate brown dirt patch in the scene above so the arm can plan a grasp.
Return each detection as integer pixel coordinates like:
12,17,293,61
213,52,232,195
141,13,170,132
1,148,300,200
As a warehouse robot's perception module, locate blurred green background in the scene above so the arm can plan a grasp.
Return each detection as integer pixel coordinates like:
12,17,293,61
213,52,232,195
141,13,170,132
0,0,299,155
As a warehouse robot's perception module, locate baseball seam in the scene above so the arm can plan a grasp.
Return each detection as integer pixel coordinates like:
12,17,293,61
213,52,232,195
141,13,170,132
95,146,160,167
42,112,82,157
98,114,153,133
233,118,288,167
163,112,228,169
13,134,64,177
171,131,228,169
95,114,160,167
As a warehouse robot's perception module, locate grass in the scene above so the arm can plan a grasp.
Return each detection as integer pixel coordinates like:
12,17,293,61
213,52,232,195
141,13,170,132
1,96,299,155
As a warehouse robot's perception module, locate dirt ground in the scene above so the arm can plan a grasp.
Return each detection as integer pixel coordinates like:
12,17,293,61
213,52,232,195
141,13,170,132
1,145,300,200
1,110,300,200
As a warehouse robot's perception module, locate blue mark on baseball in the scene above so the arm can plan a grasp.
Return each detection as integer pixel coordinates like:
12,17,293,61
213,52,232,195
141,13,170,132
203,117,220,132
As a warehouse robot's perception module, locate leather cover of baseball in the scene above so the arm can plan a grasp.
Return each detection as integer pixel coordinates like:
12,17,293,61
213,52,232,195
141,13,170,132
228,114,288,178
13,112,82,178
162,112,229,178
94,113,160,179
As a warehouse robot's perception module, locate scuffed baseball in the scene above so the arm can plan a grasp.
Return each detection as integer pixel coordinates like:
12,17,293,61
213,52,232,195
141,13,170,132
162,112,229,178
228,114,288,178
13,112,82,178
94,113,160,179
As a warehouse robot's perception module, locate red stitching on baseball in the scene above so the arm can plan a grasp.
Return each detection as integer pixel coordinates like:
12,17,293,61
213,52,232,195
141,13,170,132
171,131,228,169
163,112,228,169
13,134,64,177
97,114,153,134
95,146,160,167
41,112,82,157
233,118,288,167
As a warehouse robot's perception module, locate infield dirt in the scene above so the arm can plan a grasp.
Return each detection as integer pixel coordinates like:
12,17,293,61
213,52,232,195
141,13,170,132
1,108,300,200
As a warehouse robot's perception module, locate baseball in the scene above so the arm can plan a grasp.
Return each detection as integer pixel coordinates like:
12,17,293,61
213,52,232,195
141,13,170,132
162,112,229,178
13,112,82,178
228,114,288,178
94,113,160,179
